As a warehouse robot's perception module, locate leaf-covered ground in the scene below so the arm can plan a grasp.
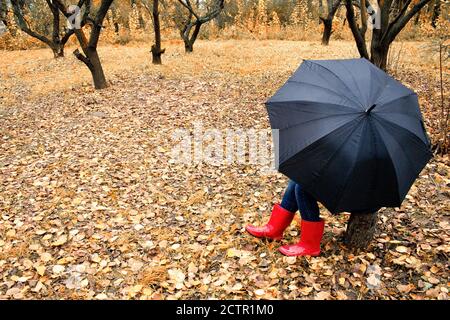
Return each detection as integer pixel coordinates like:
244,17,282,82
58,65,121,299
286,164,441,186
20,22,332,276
0,40,449,300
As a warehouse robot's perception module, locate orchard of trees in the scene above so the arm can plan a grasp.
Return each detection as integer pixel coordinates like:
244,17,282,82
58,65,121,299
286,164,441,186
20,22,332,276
1,1,448,79
1,1,448,62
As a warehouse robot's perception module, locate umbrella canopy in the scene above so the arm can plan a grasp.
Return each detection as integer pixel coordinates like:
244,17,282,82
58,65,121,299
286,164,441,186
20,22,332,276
266,58,432,214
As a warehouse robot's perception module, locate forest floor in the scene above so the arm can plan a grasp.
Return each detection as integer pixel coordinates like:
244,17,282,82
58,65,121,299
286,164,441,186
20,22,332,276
0,40,449,300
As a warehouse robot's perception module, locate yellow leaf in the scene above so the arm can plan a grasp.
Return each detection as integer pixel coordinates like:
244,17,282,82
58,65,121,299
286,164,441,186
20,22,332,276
299,286,313,296
315,291,331,300
227,248,239,258
52,235,68,247
40,252,53,262
395,246,409,253
35,265,46,276
396,284,414,293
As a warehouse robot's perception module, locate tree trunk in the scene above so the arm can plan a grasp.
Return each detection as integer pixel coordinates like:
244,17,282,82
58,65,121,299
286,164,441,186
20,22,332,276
321,18,333,45
184,41,194,53
344,211,378,248
370,42,389,70
52,44,65,58
74,47,108,89
151,45,163,64
183,22,202,53
370,25,390,71
151,0,164,64
87,50,108,89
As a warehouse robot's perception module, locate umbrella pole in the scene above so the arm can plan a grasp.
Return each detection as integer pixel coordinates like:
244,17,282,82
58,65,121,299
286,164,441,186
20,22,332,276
344,211,378,248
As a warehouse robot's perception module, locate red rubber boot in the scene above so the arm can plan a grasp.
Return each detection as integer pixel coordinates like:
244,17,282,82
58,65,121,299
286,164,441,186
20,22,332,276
278,219,325,256
245,204,295,241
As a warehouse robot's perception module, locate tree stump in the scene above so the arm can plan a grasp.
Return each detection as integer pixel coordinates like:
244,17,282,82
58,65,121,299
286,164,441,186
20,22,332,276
344,211,378,249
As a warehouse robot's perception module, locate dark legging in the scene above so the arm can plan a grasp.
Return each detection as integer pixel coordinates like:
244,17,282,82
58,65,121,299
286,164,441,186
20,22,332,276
280,180,321,222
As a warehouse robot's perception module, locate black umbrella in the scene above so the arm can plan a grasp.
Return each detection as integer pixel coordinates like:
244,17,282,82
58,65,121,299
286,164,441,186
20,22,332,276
266,58,432,214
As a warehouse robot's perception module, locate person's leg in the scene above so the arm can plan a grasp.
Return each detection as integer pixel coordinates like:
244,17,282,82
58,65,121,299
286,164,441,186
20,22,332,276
278,183,324,257
280,180,299,213
245,180,296,240
294,183,320,222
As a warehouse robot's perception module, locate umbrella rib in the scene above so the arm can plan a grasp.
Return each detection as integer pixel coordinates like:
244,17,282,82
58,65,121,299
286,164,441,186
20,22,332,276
368,65,389,104
373,113,428,144
286,80,360,109
371,116,424,201
268,100,358,114
375,111,421,123
307,61,365,109
278,112,359,132
375,93,418,114
337,60,367,107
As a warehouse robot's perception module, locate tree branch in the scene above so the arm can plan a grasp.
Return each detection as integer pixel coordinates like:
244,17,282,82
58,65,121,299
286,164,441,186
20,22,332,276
88,0,114,49
177,0,200,20
385,0,432,43
345,0,369,58
386,0,411,32
10,0,53,47
73,48,91,67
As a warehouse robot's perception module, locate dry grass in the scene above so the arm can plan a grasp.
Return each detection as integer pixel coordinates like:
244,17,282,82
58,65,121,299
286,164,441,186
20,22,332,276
1,40,446,106
140,266,168,287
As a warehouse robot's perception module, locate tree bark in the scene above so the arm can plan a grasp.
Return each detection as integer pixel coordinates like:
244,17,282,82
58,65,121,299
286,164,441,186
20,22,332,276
344,211,378,248
137,4,145,29
49,0,64,58
345,0,369,59
183,21,201,53
370,42,389,70
321,18,333,45
182,21,202,53
74,47,107,89
87,49,108,89
184,40,194,53
414,10,420,25
151,0,165,64
370,26,390,70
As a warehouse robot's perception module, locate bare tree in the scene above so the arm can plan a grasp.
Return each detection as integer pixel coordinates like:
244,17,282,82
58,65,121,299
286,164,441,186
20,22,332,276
142,0,166,64
10,0,77,58
54,0,114,89
319,0,342,45
177,0,224,53
345,0,433,70
151,0,165,64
